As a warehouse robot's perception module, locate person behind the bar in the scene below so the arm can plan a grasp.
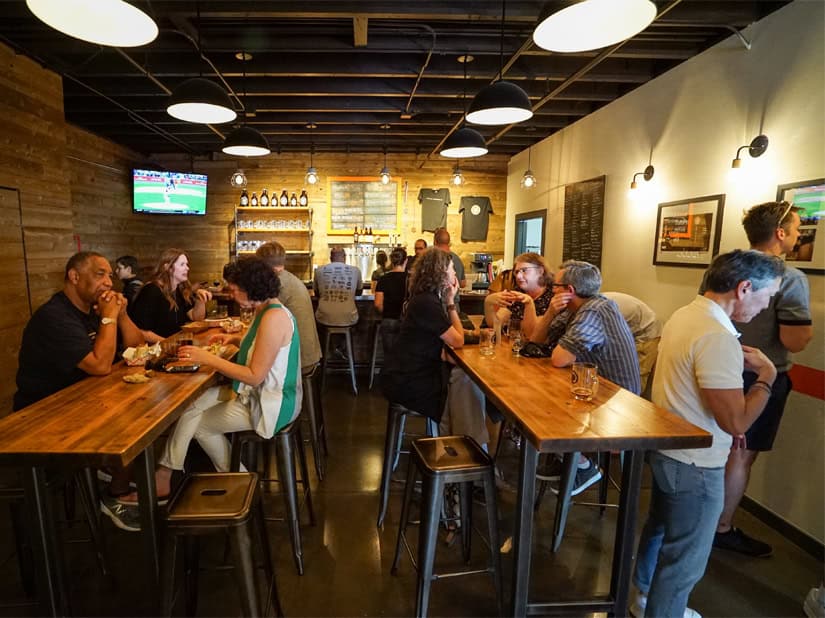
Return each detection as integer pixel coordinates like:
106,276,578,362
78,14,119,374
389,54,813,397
631,249,784,618
128,248,211,343
114,254,143,306
370,249,389,293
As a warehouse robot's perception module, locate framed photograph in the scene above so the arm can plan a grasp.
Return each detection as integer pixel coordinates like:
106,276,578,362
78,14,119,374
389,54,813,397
653,194,725,267
777,178,825,274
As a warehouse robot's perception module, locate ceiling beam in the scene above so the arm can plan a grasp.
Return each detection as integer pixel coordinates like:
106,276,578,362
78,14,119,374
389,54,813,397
353,16,369,47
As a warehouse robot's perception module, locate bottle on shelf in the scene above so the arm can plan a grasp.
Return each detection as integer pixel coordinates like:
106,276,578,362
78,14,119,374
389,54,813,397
299,189,308,207
289,192,298,207
250,192,259,207
354,226,359,244
239,189,249,207
260,188,269,207
279,189,289,207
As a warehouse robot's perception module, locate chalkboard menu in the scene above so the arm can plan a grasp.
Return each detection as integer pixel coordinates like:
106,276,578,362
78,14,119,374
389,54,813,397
328,177,400,234
562,175,605,268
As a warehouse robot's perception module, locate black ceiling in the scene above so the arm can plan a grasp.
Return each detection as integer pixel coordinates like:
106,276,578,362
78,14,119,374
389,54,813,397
0,0,790,158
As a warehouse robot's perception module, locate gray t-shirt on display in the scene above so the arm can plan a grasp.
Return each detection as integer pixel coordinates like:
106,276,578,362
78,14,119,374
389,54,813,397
734,264,811,372
314,262,362,327
459,196,493,241
419,188,451,232
277,268,322,369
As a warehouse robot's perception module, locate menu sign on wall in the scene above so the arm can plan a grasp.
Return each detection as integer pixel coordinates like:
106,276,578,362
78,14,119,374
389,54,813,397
562,175,605,269
328,177,400,234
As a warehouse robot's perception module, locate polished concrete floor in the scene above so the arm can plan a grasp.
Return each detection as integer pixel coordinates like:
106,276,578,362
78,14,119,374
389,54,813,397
0,374,821,616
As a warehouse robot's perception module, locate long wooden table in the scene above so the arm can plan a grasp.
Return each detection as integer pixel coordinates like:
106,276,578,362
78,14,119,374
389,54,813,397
447,345,712,617
0,337,235,616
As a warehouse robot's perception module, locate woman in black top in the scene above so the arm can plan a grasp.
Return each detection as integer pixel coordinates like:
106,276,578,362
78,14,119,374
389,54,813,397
381,247,466,423
374,247,408,362
129,248,212,342
484,252,552,340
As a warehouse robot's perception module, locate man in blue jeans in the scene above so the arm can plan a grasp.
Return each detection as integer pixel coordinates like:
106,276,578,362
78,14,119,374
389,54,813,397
631,250,784,618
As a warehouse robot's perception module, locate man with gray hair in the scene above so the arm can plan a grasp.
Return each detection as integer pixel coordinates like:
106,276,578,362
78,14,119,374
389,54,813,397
531,260,640,494
631,249,783,618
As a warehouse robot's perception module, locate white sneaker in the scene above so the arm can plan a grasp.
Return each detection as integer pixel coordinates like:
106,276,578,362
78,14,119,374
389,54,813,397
629,590,702,618
804,586,825,618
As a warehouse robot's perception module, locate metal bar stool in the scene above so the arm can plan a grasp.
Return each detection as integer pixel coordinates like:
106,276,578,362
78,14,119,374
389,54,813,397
320,324,358,395
160,472,282,618
230,420,316,575
368,320,382,390
390,435,503,618
302,362,328,481
535,451,621,551
376,403,438,529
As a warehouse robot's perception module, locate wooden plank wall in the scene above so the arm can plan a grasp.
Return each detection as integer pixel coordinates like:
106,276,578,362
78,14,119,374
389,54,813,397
152,152,509,283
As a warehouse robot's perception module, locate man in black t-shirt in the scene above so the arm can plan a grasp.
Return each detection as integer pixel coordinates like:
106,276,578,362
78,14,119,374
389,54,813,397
14,252,144,411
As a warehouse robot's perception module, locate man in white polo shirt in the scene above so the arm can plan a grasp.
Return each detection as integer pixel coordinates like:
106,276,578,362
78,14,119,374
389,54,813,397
630,249,784,618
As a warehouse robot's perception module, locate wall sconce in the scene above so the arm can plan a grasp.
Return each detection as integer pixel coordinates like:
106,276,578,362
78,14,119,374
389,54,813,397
731,134,769,169
630,164,654,189
451,164,465,186
521,146,536,189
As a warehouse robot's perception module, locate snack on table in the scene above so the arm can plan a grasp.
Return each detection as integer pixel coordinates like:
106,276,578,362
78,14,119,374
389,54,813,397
221,319,244,334
123,370,154,384
122,343,161,366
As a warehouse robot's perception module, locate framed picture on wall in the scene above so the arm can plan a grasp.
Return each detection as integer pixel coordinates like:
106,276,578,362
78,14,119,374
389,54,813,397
653,194,725,268
777,178,825,274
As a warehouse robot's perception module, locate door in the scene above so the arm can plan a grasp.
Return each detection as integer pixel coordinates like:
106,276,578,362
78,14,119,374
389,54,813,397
514,210,547,256
0,188,32,415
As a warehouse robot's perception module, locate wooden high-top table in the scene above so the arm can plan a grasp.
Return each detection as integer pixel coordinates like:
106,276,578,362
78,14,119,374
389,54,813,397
447,345,712,617
0,335,235,616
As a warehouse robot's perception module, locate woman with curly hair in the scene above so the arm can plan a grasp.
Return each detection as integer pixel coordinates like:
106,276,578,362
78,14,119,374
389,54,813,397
128,248,212,342
121,257,302,501
382,248,488,448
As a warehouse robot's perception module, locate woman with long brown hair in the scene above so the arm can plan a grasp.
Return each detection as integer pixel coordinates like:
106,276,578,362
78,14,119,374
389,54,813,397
382,247,488,447
129,248,211,342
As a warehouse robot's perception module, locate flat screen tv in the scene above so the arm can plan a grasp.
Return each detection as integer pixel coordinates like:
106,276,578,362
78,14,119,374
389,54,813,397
133,169,208,215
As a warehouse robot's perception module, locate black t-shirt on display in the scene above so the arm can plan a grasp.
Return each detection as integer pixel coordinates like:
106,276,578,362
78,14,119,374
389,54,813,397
419,188,451,232
129,282,193,338
375,271,408,319
382,292,451,421
459,196,493,241
14,292,101,410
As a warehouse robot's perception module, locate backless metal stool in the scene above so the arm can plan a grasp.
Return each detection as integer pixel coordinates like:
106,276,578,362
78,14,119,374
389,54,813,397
230,420,316,575
391,436,503,618
160,473,282,618
368,320,382,390
320,324,358,395
377,402,438,529
302,363,328,481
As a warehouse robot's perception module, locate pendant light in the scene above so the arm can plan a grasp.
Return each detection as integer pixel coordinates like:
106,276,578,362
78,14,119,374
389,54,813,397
222,51,270,156
533,0,657,53
467,0,533,126
379,148,392,185
521,146,536,189
167,4,236,124
305,125,320,185
451,163,465,187
26,0,158,47
440,54,488,159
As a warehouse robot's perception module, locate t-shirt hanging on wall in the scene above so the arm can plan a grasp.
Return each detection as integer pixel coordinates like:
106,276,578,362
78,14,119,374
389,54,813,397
419,188,451,232
459,196,493,241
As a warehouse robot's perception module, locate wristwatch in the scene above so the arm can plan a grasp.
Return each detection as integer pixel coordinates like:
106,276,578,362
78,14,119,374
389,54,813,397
100,317,116,325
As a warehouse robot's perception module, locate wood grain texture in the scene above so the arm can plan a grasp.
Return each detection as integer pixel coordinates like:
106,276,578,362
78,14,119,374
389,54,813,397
448,345,712,453
0,336,237,467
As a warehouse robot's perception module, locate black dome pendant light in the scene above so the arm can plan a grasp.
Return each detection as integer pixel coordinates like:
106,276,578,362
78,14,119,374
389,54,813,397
222,50,270,156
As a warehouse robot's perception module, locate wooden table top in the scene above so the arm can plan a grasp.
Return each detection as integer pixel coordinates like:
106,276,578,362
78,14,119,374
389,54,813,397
448,345,712,453
0,333,236,468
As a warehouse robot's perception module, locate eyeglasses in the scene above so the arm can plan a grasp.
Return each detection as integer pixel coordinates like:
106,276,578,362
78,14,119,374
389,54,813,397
777,201,793,227
550,282,568,288
514,266,539,275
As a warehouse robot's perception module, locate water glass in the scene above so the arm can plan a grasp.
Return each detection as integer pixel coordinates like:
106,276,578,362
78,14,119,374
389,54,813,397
479,328,495,357
571,362,598,401
239,306,255,325
509,319,523,355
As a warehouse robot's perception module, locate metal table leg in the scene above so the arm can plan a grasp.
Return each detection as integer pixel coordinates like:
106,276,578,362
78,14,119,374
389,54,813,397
511,439,538,617
609,450,644,617
23,466,70,617
134,447,161,612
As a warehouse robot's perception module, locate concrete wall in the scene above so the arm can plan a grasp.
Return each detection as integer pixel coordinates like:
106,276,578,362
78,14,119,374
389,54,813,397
504,0,824,542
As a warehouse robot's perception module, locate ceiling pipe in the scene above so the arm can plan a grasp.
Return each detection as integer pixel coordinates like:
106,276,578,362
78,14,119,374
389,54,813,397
402,25,436,118
655,21,751,49
486,0,684,148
